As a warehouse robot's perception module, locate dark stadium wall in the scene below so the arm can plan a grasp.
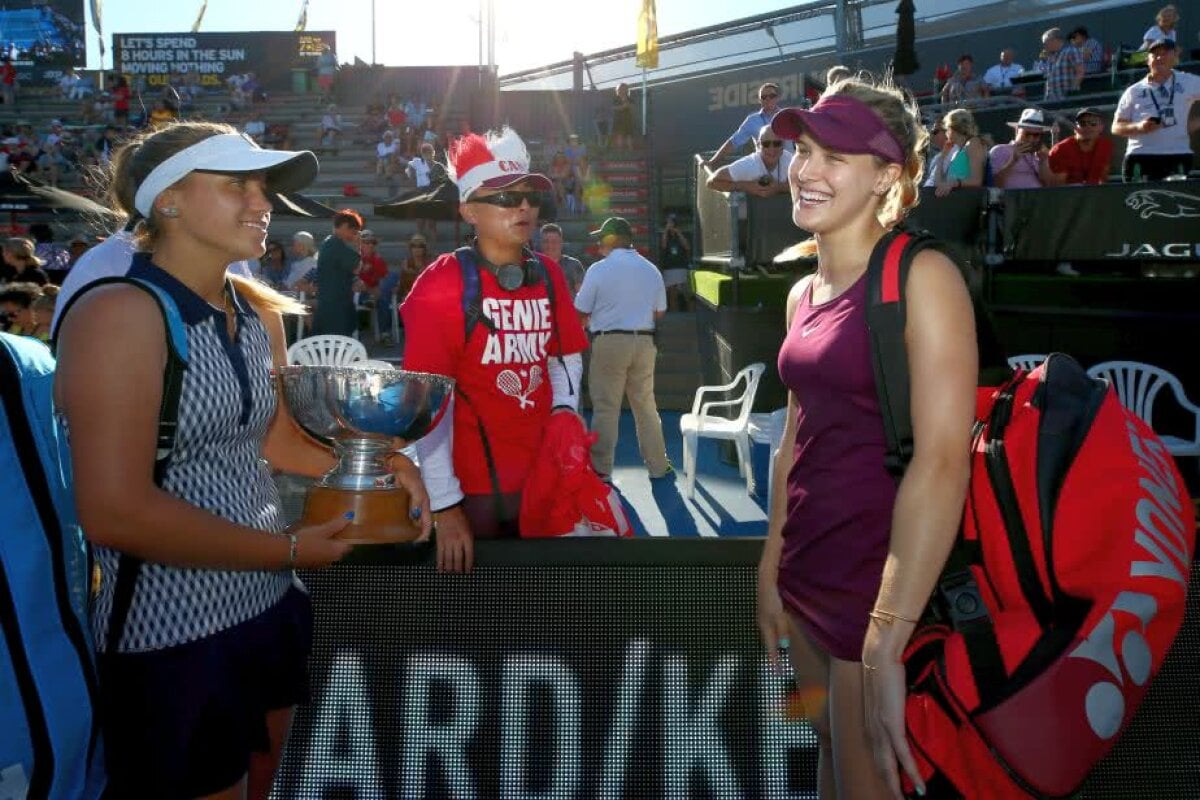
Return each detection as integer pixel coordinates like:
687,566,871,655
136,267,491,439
646,0,1164,164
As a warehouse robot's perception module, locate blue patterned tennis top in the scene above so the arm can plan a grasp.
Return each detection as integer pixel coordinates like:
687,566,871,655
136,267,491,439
91,256,294,653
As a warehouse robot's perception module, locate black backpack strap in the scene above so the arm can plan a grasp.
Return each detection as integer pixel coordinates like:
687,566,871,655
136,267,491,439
57,277,190,654
456,246,495,343
865,228,925,475
866,229,1008,700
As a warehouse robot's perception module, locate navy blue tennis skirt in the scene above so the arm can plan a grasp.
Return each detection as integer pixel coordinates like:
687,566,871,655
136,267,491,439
98,585,313,799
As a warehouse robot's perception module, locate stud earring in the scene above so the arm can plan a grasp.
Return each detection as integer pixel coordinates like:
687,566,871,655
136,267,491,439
159,206,179,218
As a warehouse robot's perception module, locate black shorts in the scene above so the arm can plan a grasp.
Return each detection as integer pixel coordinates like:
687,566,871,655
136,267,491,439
98,585,313,799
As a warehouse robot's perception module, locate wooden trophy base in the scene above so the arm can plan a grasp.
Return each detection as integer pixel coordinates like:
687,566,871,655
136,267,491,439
301,484,421,544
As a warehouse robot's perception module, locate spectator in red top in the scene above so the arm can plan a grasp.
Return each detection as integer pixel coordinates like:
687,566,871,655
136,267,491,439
111,76,131,125
1048,107,1114,185
354,229,388,291
401,127,589,570
0,56,16,108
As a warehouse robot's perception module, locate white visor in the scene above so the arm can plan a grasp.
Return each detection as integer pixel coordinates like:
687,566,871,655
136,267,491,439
133,133,319,217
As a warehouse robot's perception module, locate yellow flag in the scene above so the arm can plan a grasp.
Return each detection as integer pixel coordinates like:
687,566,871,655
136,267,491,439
295,0,309,31
636,0,658,69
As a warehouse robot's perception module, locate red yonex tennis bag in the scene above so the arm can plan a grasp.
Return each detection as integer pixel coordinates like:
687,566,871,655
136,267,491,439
866,230,1195,799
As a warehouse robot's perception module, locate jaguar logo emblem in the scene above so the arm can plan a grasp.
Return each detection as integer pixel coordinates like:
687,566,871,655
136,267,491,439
1124,190,1200,220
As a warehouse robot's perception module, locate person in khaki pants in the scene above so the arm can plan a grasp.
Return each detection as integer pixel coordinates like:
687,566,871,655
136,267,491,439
574,217,672,480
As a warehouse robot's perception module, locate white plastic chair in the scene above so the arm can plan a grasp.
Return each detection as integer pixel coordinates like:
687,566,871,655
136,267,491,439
286,334,368,366
680,363,766,499
1087,360,1200,457
1008,354,1048,372
355,359,395,370
748,407,789,500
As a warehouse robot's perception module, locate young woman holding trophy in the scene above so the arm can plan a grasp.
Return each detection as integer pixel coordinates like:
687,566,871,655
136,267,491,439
54,121,431,800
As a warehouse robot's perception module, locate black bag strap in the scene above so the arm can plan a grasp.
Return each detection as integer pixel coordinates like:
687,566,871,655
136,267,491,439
56,277,190,654
865,229,1009,698
454,387,510,524
865,228,925,476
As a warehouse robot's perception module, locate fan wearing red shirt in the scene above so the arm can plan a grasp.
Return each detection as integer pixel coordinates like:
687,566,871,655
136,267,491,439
402,127,588,571
1048,107,1114,185
355,229,389,289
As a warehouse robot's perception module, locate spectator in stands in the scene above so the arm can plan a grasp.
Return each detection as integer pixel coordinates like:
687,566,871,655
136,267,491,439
59,66,86,101
286,231,319,292
29,223,70,279
354,228,388,297
658,213,692,311
767,72,976,800
1112,37,1200,181
111,76,131,125
575,216,670,482
923,119,949,187
989,108,1055,189
375,130,400,177
706,82,792,165
243,111,267,145
4,237,48,285
401,126,588,565
148,99,177,130
373,233,427,344
611,83,637,151
982,48,1025,93
0,282,39,334
407,142,441,244
316,44,338,102
934,108,988,195
29,284,57,340
395,233,431,309
705,123,790,197
940,54,990,106
312,209,362,336
549,151,573,212
1040,28,1084,101
0,56,16,108
1068,27,1105,75
256,239,289,288
564,133,587,166
1048,107,1113,185
1141,5,1180,51
94,125,120,166
66,233,92,268
539,223,586,296
319,104,343,149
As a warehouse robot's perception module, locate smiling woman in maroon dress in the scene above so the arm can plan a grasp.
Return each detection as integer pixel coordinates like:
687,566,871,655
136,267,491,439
757,75,978,799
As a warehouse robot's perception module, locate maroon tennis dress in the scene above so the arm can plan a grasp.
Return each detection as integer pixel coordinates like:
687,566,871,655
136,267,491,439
776,269,898,661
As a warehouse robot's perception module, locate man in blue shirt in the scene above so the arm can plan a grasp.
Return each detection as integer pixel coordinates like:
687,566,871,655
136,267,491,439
705,82,794,166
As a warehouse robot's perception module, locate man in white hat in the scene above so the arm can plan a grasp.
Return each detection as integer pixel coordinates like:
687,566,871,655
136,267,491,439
988,108,1056,189
400,127,589,570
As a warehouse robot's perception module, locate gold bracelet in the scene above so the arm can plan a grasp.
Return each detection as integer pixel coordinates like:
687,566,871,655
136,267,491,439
869,608,920,625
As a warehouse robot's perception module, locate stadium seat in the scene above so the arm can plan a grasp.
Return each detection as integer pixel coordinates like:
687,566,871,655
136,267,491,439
1087,360,1200,458
286,334,367,367
680,362,766,499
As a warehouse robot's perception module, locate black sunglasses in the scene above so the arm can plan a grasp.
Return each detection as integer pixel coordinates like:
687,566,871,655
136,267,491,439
760,140,785,148
467,190,543,209
761,93,779,100
410,243,426,248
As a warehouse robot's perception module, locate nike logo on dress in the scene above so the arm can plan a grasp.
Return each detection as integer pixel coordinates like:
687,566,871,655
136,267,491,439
801,323,820,337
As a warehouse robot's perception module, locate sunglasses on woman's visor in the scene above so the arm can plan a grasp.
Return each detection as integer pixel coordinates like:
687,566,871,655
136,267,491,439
467,190,543,208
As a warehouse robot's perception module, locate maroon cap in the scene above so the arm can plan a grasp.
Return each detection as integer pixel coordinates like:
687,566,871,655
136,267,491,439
771,94,906,164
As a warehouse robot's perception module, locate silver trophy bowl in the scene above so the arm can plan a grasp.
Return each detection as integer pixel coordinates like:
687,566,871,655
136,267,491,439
275,365,454,491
